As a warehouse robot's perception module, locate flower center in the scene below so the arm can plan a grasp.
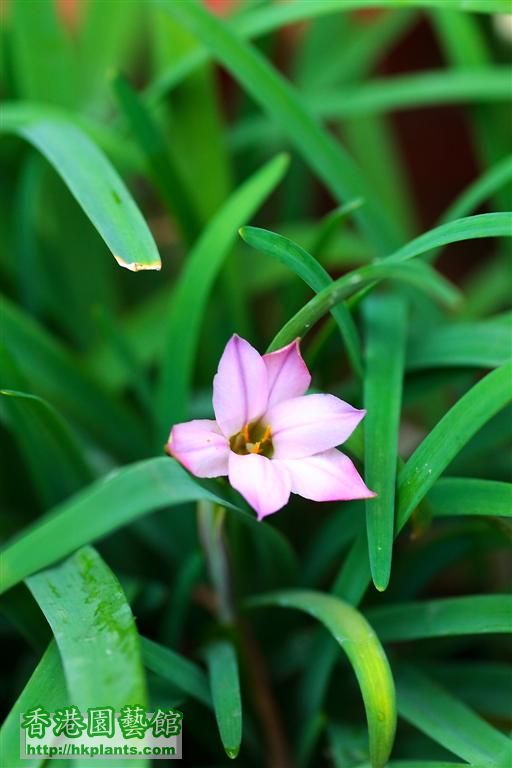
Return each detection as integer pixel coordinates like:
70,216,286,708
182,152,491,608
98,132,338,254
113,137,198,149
229,420,274,458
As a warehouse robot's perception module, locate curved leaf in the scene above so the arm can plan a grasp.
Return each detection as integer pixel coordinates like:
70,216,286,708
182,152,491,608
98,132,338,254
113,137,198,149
141,636,212,709
1,103,160,271
428,478,512,518
205,640,242,758
247,590,396,768
0,457,295,595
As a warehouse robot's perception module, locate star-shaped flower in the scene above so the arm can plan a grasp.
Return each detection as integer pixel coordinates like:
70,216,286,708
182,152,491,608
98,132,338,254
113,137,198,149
168,335,374,519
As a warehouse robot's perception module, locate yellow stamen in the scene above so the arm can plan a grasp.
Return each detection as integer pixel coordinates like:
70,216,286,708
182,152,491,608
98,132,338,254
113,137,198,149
251,442,261,454
242,423,250,442
261,424,272,443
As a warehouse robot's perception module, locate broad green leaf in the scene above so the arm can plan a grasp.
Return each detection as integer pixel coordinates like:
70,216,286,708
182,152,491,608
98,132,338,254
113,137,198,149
0,389,94,507
396,665,511,766
406,316,512,370
397,364,512,530
428,478,512,518
141,637,212,708
247,590,396,768
1,103,160,272
425,662,512,720
27,548,148,768
268,260,459,352
205,640,242,758
0,296,150,460
367,595,512,641
0,641,67,768
159,0,401,253
0,457,295,595
240,226,363,378
156,154,289,433
113,74,200,245
363,295,407,591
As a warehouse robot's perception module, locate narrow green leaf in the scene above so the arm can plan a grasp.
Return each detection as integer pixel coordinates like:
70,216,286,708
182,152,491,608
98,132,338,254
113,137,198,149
397,364,512,530
0,389,94,507
406,316,512,370
440,156,512,224
367,595,512,641
396,665,512,766
240,226,363,378
428,478,512,518
27,548,148,768
0,296,150,460
205,640,242,758
425,662,512,720
1,103,161,271
0,642,67,768
141,636,212,708
0,457,295,595
247,590,396,768
113,74,200,245
268,260,459,352
363,295,407,591
156,154,289,433
159,0,401,253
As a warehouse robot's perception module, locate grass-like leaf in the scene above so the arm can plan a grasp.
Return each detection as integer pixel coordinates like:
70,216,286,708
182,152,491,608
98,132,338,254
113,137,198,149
363,295,407,591
367,595,512,640
428,478,512,518
0,457,295,595
141,636,212,708
240,226,363,378
205,640,242,758
396,665,512,766
1,103,160,272
247,590,396,768
156,154,289,433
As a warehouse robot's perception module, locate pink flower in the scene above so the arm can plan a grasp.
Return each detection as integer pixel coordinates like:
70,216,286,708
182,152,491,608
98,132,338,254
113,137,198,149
168,335,375,520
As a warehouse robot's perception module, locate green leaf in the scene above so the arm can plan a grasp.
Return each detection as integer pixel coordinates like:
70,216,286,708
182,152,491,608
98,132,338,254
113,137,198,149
268,260,459,352
0,389,94,507
363,295,407,591
0,641,68,768
141,636,212,708
440,156,512,224
406,316,512,370
428,478,512,518
0,296,150,460
0,457,295,595
205,640,242,758
397,364,512,530
240,226,363,378
158,0,401,253
113,74,200,245
367,594,512,641
27,547,148,768
425,662,512,719
247,590,396,768
395,665,512,766
156,153,289,433
1,103,160,272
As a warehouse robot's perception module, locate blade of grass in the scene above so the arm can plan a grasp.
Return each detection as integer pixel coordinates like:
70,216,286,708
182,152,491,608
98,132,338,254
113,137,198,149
428,478,512,518
156,154,289,434
406,315,512,370
1,103,160,271
367,595,512,641
363,295,407,591
158,0,402,253
247,590,396,768
28,547,148,768
395,665,511,766
141,636,212,708
113,74,201,245
205,639,242,758
240,226,363,378
0,296,150,460
440,156,512,223
425,662,512,720
0,457,296,595
0,641,68,768
0,390,94,507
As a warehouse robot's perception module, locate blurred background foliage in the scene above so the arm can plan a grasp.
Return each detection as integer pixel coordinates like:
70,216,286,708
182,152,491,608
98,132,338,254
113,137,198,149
0,1,511,767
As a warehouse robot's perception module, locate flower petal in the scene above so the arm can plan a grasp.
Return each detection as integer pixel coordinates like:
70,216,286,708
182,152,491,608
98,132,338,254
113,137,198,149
267,393,366,459
276,449,375,502
169,420,229,478
228,452,291,520
213,335,268,438
262,338,311,408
